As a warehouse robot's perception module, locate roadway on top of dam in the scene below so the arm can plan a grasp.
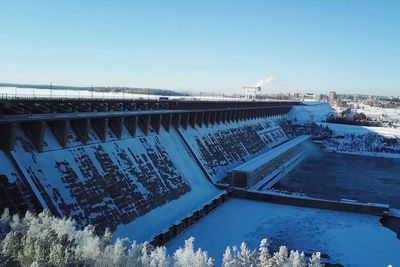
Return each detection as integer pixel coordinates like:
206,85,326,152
0,105,293,124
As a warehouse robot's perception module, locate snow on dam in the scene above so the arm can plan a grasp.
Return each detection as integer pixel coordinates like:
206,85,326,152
0,112,293,241
181,115,293,183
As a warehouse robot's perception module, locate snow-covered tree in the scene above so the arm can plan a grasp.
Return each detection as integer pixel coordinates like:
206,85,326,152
270,246,289,267
222,246,236,267
288,250,306,267
173,237,213,267
258,238,271,267
236,242,257,266
0,208,11,234
307,252,323,267
0,209,324,267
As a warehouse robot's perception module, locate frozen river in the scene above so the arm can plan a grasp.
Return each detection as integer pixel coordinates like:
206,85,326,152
273,151,400,208
166,199,400,267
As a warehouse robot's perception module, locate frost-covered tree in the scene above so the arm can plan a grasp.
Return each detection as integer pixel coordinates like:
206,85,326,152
0,208,11,234
288,250,306,267
222,246,236,267
258,239,271,267
236,242,257,266
307,252,323,267
0,209,324,267
269,246,289,267
173,237,213,267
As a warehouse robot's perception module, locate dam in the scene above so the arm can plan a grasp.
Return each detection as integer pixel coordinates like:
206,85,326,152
1,98,399,266
0,98,297,240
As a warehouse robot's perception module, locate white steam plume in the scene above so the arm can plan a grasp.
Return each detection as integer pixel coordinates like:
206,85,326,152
254,76,274,87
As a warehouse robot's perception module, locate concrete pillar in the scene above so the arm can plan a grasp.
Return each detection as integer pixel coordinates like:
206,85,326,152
181,113,189,129
189,112,197,129
109,117,124,139
203,112,211,127
196,112,204,127
124,116,138,137
251,109,256,119
151,114,162,134
50,120,70,148
243,109,250,120
22,121,45,152
247,109,252,119
233,110,239,122
138,115,150,135
0,123,17,151
162,113,172,132
71,119,90,144
224,111,229,123
221,111,227,123
172,113,181,129
210,111,217,125
227,110,233,122
92,118,108,142
234,110,239,121
216,111,222,125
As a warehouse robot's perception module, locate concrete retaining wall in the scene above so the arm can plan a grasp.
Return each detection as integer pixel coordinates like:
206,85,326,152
149,192,229,247
231,188,390,216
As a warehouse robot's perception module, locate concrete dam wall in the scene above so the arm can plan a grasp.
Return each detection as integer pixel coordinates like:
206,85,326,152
0,100,296,241
181,115,293,182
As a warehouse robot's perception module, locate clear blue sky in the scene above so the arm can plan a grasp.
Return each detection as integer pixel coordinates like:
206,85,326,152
1,0,399,95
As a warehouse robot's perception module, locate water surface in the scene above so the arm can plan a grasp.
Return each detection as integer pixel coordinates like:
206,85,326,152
273,151,400,208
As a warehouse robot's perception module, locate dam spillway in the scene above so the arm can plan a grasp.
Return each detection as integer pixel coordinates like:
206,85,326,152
0,99,298,240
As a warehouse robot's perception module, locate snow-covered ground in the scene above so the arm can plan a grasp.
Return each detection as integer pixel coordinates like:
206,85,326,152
319,122,400,138
288,102,333,124
352,103,400,122
308,122,400,156
290,102,400,156
166,199,400,267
